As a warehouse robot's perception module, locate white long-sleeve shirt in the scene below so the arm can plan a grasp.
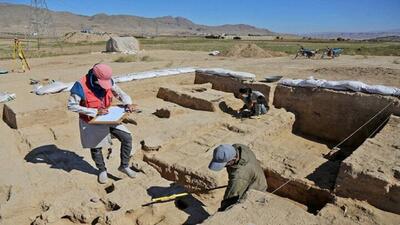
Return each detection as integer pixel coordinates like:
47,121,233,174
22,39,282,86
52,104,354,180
67,82,133,148
67,84,133,117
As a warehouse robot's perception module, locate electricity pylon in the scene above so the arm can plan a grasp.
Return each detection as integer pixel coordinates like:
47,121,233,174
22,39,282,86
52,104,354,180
28,0,56,50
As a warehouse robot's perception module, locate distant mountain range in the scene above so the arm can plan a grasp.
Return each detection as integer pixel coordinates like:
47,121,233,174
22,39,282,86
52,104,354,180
304,30,400,40
2,3,398,40
0,3,274,36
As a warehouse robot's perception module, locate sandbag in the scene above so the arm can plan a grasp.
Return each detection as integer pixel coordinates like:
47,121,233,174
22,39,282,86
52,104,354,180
320,81,349,91
0,69,8,74
113,67,196,83
209,51,220,56
364,85,397,96
279,78,400,97
394,88,400,97
0,92,16,103
297,77,326,88
280,79,304,86
342,81,367,92
196,68,256,81
32,81,74,95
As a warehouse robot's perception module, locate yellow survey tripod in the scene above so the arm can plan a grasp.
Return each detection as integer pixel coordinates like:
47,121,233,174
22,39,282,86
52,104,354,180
12,38,30,72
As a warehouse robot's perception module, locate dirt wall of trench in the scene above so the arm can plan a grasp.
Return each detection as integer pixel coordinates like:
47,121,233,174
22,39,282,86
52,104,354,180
273,85,400,147
194,72,271,106
265,169,334,213
143,155,225,191
334,115,400,214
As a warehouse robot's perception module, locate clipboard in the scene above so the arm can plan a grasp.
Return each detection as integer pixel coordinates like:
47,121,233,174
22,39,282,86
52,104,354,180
89,106,127,125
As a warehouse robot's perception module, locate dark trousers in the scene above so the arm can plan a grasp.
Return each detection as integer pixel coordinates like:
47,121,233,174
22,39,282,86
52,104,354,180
90,127,132,172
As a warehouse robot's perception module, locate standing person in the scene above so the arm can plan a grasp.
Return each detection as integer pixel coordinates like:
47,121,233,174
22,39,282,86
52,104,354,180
238,87,268,118
208,144,268,211
67,64,136,184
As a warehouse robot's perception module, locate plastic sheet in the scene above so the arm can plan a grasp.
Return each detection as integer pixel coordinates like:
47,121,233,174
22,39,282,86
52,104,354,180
196,68,256,81
32,81,74,95
113,67,196,83
0,92,16,103
279,78,400,97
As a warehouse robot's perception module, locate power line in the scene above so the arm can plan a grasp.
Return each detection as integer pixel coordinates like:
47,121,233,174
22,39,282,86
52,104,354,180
29,0,56,49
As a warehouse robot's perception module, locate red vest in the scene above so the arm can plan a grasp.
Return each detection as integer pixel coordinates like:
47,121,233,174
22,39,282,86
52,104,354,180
79,75,113,122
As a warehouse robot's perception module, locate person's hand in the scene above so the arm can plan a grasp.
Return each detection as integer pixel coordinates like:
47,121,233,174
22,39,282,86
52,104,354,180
97,108,109,115
125,104,138,113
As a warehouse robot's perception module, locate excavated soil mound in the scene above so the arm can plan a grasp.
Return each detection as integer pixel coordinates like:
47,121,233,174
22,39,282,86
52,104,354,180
63,32,111,43
221,44,287,58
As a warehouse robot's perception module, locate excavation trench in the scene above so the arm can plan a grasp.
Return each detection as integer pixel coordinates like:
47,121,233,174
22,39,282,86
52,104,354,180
264,169,334,214
143,155,335,215
145,84,400,218
273,85,400,154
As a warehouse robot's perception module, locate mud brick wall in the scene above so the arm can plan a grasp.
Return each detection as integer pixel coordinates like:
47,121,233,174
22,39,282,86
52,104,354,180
273,85,400,147
156,85,224,112
194,72,271,105
3,102,69,129
334,116,400,214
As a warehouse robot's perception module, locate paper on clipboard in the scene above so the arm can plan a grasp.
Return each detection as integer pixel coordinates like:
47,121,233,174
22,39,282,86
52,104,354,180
90,106,126,124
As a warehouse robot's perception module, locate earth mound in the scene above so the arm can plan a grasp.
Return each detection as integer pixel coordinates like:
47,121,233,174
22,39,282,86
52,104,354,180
221,43,287,58
63,32,111,43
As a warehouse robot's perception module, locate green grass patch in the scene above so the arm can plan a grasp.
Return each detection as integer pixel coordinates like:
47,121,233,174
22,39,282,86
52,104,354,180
141,37,400,56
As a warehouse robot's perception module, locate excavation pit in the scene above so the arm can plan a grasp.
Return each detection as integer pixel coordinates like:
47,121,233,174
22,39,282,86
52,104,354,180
143,76,400,220
3,63,400,225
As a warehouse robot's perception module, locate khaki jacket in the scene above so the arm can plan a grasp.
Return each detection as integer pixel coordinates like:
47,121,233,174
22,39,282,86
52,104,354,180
224,144,267,202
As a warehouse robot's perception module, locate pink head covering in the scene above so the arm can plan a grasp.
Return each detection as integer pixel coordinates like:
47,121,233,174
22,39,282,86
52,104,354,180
92,64,113,90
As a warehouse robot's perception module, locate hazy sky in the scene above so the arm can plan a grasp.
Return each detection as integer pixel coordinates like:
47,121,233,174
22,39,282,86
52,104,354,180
2,0,400,33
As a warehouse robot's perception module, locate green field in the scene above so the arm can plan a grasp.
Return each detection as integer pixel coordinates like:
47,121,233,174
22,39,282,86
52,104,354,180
140,37,400,56
0,38,106,60
1,36,399,60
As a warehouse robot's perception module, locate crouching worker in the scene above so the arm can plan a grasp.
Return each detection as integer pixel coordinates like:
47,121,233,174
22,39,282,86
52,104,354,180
67,63,136,184
238,87,268,118
208,144,267,211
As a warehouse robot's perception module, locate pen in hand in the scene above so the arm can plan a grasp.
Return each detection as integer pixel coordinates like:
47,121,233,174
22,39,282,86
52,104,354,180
97,108,109,115
125,104,140,113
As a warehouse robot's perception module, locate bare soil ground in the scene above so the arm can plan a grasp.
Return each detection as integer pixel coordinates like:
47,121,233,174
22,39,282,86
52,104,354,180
0,50,399,225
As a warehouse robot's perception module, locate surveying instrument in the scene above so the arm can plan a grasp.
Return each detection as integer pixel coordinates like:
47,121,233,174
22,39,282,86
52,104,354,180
12,38,30,72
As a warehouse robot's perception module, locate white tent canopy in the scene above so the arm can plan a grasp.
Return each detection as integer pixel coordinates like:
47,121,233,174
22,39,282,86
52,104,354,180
106,36,140,54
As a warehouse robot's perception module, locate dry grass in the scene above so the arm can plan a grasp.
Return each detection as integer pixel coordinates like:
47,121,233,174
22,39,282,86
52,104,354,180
114,55,154,63
141,37,400,56
1,37,400,61
0,38,106,60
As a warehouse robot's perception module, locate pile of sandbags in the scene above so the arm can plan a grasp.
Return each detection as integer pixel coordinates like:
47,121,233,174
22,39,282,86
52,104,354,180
32,67,197,95
280,77,400,96
195,68,256,81
0,92,16,103
32,81,74,95
113,67,196,83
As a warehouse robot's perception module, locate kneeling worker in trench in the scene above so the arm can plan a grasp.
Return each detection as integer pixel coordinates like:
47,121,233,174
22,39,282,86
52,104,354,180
208,144,268,211
67,64,137,184
238,87,268,118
